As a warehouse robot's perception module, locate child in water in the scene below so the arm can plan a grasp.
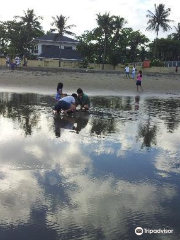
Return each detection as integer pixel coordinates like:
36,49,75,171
136,70,143,91
55,82,63,101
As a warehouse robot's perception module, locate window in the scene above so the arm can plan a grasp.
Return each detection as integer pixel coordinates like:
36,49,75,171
64,46,72,50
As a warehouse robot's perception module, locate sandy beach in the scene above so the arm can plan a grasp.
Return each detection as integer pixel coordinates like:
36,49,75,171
0,68,180,96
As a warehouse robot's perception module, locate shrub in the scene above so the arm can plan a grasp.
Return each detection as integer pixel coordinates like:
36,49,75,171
150,59,165,67
78,59,89,68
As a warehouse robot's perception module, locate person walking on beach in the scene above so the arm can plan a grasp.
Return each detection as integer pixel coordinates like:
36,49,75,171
125,64,130,78
132,64,136,80
136,70,143,91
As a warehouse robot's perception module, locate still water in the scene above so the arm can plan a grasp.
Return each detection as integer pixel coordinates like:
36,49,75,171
0,92,180,240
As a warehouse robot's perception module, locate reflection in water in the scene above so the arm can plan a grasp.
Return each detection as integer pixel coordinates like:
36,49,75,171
54,114,89,137
135,95,140,111
90,118,116,135
0,92,180,240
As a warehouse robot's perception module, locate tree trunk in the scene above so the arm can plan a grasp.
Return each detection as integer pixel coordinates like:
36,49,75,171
153,31,159,59
102,36,107,70
59,44,61,67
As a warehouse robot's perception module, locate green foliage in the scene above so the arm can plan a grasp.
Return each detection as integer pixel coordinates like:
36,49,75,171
0,9,177,65
0,9,44,56
146,4,173,38
77,15,149,65
149,38,180,61
146,4,173,57
51,15,76,36
150,59,165,67
168,23,180,41
78,59,89,68
109,51,121,69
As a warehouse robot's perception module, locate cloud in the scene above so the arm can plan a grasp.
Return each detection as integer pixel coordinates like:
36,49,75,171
1,0,179,39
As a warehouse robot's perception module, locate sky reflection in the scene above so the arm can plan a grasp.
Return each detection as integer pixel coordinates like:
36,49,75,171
0,92,180,240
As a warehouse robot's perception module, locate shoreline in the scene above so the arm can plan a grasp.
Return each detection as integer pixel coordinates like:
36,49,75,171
0,68,180,97
1,65,180,76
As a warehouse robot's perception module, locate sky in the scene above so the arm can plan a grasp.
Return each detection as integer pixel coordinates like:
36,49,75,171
0,0,179,41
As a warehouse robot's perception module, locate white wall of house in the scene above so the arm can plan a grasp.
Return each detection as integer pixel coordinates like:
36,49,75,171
37,43,42,55
30,43,42,55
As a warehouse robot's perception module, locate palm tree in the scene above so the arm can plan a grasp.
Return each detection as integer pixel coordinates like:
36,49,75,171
146,4,173,57
172,23,180,40
51,15,76,36
15,9,43,51
96,13,114,70
51,15,76,67
113,16,127,41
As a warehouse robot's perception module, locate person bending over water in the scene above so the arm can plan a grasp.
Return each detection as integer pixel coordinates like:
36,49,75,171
76,88,90,110
53,93,77,114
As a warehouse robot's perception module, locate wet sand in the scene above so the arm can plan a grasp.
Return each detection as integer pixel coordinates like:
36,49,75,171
0,68,180,96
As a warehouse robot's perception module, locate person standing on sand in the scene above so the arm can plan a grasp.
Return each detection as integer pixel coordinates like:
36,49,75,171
125,65,130,78
132,64,136,80
6,55,10,67
136,70,143,91
175,64,178,73
23,56,28,67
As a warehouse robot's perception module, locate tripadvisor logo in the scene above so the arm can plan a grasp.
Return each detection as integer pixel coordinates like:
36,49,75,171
135,227,173,235
135,227,143,235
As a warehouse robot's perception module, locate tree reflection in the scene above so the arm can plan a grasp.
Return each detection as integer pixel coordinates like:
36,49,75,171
137,99,157,148
0,93,52,136
138,123,157,148
90,96,133,111
145,98,180,133
90,118,116,136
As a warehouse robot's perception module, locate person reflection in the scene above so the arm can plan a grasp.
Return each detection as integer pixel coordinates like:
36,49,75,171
54,115,76,137
135,96,140,111
54,114,89,137
73,115,89,134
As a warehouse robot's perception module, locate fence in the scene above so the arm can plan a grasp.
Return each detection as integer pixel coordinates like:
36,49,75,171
165,61,180,67
0,58,179,73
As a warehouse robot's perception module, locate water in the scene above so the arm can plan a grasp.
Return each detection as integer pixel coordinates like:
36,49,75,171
0,92,180,240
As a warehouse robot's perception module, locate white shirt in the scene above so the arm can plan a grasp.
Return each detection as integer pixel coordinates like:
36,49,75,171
60,96,75,104
125,66,129,72
132,67,136,73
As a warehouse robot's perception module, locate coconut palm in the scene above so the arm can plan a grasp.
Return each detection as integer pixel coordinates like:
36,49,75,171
14,9,43,56
51,15,76,36
146,4,173,38
113,16,127,40
146,4,173,57
51,15,76,67
16,9,43,47
171,23,180,40
95,13,114,69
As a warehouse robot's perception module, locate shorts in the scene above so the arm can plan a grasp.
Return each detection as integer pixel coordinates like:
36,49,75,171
136,80,141,86
55,100,70,112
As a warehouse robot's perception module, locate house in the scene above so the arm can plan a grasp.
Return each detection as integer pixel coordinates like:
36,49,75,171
30,33,83,61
